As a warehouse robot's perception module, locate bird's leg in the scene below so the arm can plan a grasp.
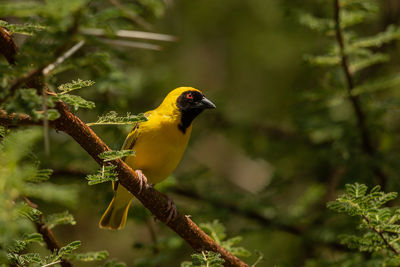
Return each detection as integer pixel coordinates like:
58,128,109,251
165,195,177,224
135,169,148,193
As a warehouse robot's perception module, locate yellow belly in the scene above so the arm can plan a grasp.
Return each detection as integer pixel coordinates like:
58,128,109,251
124,116,192,184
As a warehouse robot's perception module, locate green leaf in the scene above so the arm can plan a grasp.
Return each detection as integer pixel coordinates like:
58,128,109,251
99,150,136,162
25,168,53,182
0,126,6,137
103,259,127,267
200,220,226,244
69,251,109,262
221,236,251,257
22,183,79,208
45,211,76,229
87,111,147,126
86,165,118,185
351,74,400,96
16,203,41,222
8,252,42,265
58,240,81,258
304,54,340,66
182,251,225,267
298,12,334,33
34,109,61,120
328,183,400,256
349,53,389,73
351,25,400,48
58,94,95,111
57,79,95,94
0,20,45,35
8,233,44,253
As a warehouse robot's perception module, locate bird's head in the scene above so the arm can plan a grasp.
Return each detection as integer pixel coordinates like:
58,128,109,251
159,87,216,133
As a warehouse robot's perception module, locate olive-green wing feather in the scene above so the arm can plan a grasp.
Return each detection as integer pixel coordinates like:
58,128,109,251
112,112,150,191
112,122,141,191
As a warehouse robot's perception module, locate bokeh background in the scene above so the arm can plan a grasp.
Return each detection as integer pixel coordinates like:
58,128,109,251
3,0,400,266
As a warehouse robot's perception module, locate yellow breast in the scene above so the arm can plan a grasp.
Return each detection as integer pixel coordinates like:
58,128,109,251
124,111,192,184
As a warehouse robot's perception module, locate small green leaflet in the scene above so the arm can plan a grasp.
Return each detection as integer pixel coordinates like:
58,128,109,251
25,168,53,182
58,79,95,94
34,109,60,120
87,111,147,126
8,233,44,254
0,20,45,35
58,240,81,258
103,259,127,267
199,220,251,258
0,126,6,137
86,165,118,185
45,211,76,229
8,253,42,265
68,251,109,262
17,203,42,222
99,150,135,162
181,251,225,267
58,94,95,111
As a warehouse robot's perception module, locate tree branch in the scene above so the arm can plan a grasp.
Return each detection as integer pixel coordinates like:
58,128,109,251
23,197,73,267
0,26,17,64
362,215,399,255
333,0,388,188
0,102,248,266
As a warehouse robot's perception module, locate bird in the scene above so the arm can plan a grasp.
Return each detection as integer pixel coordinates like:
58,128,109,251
99,87,216,230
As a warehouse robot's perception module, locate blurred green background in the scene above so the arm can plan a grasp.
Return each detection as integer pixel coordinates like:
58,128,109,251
2,0,400,266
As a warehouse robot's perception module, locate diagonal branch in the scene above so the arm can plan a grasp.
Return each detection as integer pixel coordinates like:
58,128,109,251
333,0,388,188
0,102,248,267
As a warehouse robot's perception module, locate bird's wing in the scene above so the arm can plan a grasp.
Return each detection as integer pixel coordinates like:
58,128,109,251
121,123,140,151
112,112,150,191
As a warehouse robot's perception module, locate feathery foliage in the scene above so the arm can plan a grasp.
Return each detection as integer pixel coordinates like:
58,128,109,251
328,183,400,264
86,165,118,185
99,149,136,162
87,111,148,126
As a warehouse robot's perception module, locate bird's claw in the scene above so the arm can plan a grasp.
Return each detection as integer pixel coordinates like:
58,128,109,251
135,170,147,193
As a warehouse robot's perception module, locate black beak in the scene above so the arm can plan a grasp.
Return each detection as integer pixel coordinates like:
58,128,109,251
198,96,216,109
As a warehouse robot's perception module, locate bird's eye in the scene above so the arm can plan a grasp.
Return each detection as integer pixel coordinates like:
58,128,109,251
186,92,193,99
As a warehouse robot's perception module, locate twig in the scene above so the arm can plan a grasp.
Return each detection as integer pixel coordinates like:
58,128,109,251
81,28,177,42
42,41,85,76
0,41,84,106
333,0,388,188
41,260,62,267
99,38,162,51
363,215,399,255
23,197,73,267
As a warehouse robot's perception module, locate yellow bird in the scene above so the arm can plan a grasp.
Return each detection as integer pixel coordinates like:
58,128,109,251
99,87,216,230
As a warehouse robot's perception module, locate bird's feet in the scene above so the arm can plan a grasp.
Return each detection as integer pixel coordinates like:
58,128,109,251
165,195,177,224
135,169,148,193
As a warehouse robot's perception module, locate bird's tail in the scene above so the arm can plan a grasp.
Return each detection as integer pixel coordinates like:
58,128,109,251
99,185,133,230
